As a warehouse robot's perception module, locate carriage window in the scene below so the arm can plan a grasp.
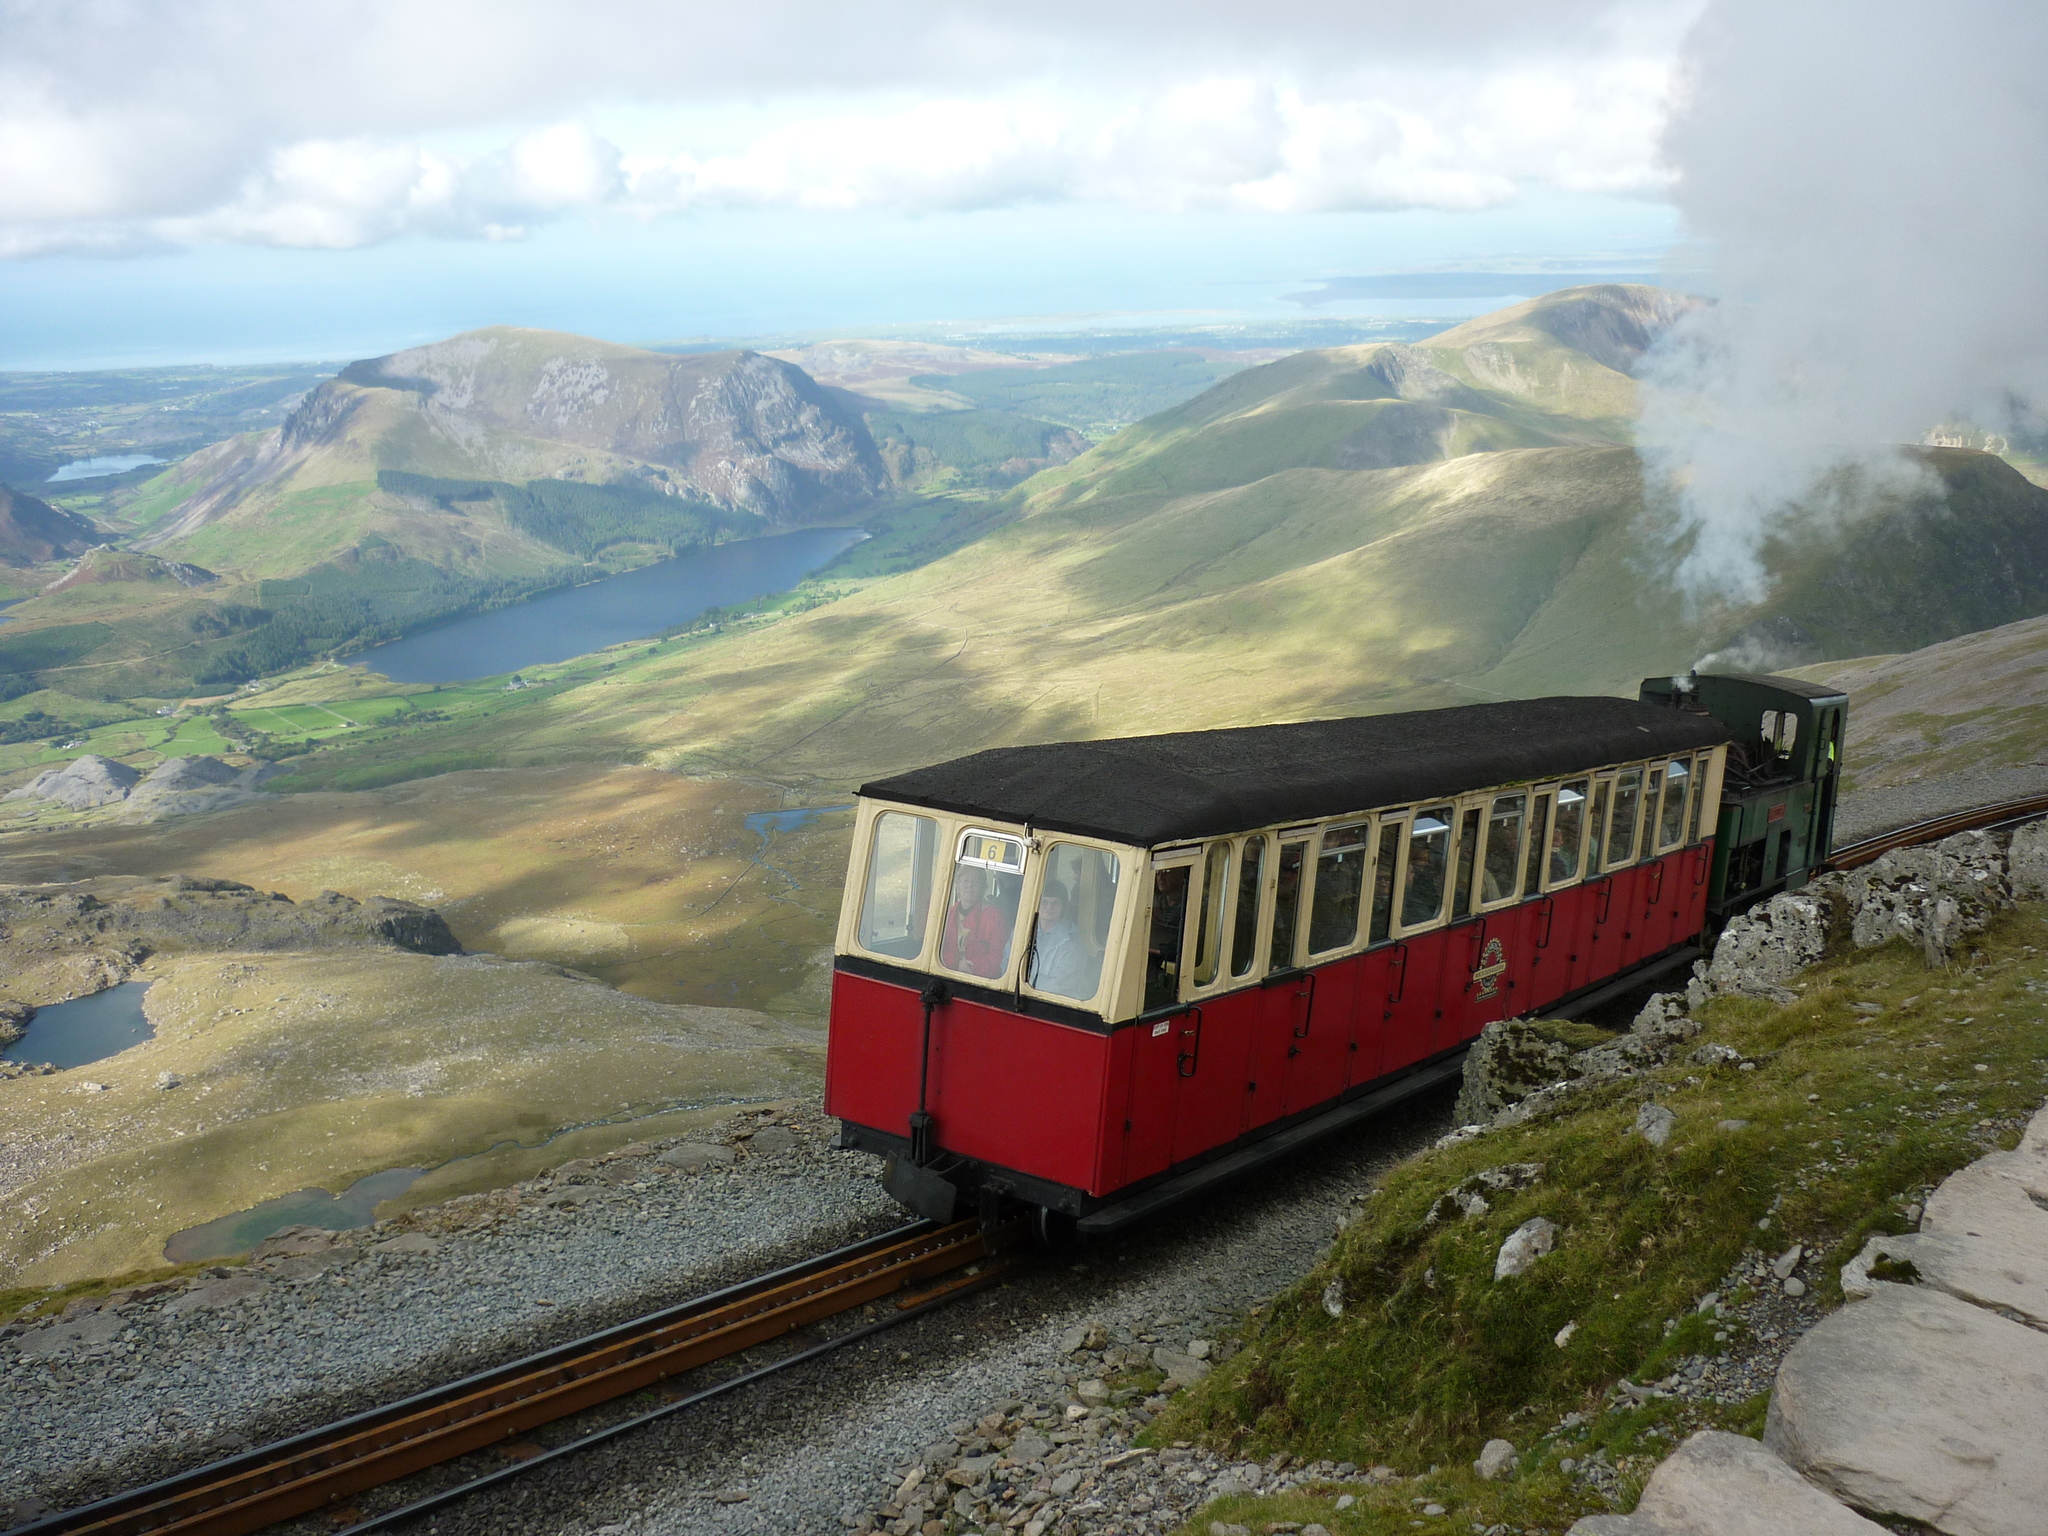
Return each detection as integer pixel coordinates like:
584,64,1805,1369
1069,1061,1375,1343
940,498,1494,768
1549,780,1588,885
1027,843,1117,1002
1193,841,1231,986
1586,781,1611,871
938,830,1025,979
1607,770,1644,869
1309,824,1368,954
1230,836,1266,977
1689,752,1713,842
1641,767,1663,852
1659,758,1692,848
1268,839,1309,970
1450,806,1483,919
1145,864,1191,1010
1482,794,1526,907
857,811,938,960
1368,821,1403,944
1401,808,1452,928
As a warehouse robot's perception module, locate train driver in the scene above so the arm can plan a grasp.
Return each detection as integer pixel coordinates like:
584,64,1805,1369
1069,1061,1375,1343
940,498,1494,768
940,864,1012,979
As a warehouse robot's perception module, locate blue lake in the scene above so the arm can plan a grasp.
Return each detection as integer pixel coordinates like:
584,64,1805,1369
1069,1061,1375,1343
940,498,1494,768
3,981,154,1068
46,453,165,482
356,526,866,684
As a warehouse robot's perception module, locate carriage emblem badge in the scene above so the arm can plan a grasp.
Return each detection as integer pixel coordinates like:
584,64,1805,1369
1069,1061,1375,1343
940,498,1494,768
1471,937,1508,1000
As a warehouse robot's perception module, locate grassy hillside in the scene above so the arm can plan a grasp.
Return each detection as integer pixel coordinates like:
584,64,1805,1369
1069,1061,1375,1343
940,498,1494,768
1784,611,2048,790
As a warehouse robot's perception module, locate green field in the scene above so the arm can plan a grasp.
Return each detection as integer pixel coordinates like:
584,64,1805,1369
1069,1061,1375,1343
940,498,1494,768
913,351,1259,437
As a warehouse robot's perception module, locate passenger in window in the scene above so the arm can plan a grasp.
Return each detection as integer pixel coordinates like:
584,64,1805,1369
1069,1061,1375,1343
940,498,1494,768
1027,882,1090,999
1549,820,1576,882
939,865,1010,978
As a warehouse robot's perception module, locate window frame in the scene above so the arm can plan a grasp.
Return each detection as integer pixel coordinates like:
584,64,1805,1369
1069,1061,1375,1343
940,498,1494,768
1394,802,1458,938
852,806,944,964
1305,819,1373,958
1542,777,1593,892
930,826,1034,987
1475,790,1531,913
1264,826,1320,974
1017,834,1128,1010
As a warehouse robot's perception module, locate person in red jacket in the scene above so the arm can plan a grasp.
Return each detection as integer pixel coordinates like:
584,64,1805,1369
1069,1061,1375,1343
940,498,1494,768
940,865,1011,978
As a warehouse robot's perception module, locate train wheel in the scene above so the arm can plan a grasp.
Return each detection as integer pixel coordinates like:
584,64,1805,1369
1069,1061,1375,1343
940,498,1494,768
1033,1205,1079,1251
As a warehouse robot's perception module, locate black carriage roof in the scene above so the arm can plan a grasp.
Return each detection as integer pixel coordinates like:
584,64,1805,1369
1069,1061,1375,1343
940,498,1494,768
860,696,1731,848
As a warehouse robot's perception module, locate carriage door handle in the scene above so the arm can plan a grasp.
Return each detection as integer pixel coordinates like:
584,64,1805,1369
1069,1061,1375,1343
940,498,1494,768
1175,1006,1205,1078
1594,880,1614,925
1647,862,1666,905
1693,847,1711,886
1288,970,1318,1050
1535,897,1556,949
1386,943,1409,1005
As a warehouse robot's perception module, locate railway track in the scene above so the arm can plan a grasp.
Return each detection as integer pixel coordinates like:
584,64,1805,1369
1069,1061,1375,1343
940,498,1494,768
16,1216,1027,1536
1825,791,2048,870
21,791,2048,1536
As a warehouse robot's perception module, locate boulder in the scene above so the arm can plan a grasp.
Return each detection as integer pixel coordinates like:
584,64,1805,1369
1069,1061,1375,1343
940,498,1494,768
1839,831,2012,966
1633,1103,1677,1148
2005,820,2048,901
164,1273,271,1315
1154,1347,1212,1387
1494,1216,1558,1280
2,754,140,809
1697,891,1830,1002
1474,1439,1517,1480
1454,1017,1575,1125
1764,1284,2048,1535
14,1309,125,1358
1566,1430,1886,1534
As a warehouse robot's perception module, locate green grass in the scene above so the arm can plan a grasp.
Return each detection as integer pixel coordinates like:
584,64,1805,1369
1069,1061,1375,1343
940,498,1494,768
1151,911,2048,1492
913,351,1256,436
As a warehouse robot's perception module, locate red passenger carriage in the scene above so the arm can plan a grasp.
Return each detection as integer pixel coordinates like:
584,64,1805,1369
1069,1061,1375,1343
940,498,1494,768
826,694,1731,1233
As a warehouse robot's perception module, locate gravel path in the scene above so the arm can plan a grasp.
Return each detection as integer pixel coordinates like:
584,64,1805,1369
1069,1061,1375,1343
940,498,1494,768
1834,764,2048,844
0,1102,902,1520
399,1087,1458,1536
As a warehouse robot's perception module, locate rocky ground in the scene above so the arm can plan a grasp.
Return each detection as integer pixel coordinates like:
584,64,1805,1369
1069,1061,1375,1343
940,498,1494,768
0,1087,1459,1535
0,872,459,1008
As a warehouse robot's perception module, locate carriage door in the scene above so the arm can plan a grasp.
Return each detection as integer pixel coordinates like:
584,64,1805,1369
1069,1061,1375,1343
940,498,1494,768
1245,835,1312,1134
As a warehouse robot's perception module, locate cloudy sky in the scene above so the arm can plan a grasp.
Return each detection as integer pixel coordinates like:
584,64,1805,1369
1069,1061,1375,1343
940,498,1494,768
0,0,1705,365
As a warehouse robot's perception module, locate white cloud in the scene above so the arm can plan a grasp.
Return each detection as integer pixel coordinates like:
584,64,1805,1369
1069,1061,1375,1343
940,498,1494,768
0,0,1698,255
1636,0,2048,599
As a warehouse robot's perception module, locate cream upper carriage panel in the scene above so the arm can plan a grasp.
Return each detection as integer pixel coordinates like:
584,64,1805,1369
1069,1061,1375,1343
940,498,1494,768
838,798,1145,1015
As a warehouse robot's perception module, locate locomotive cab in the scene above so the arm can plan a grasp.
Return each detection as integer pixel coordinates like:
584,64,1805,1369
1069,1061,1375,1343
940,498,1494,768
1638,672,1847,919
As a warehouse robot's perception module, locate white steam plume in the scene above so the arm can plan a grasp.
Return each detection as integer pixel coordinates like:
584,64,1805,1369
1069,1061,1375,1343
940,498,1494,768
1637,0,2048,601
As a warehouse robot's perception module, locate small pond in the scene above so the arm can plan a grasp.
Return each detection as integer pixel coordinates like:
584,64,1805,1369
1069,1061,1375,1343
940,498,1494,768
45,454,166,483
742,805,854,841
356,526,865,684
3,981,154,1068
164,1168,426,1264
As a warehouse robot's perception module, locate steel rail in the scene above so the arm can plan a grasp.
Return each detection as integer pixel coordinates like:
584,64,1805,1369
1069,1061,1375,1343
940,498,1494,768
1826,792,2048,870
17,1216,1023,1536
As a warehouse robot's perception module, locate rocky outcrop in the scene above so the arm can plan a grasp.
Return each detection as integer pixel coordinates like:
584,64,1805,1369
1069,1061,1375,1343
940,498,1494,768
341,329,886,520
1571,1102,2048,1536
1692,830,2021,1006
1569,1430,1887,1535
0,875,462,1004
0,483,100,567
5,754,279,822
4,755,140,809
